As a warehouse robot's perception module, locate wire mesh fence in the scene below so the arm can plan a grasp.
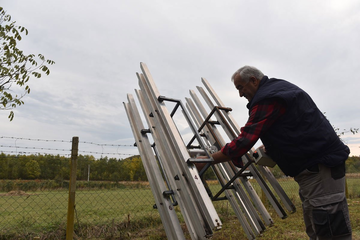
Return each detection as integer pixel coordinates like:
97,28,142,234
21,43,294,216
0,175,161,239
1,175,359,239
0,137,359,239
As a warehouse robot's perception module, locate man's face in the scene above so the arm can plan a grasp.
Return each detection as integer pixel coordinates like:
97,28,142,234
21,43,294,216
233,74,259,102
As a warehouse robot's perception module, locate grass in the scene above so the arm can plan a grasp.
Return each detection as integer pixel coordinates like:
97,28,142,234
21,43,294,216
0,177,359,239
208,197,360,240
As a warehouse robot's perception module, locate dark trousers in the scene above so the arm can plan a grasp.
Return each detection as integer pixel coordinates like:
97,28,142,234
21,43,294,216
294,163,352,240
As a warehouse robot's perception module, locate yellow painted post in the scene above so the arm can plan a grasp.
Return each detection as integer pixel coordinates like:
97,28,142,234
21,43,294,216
66,136,79,240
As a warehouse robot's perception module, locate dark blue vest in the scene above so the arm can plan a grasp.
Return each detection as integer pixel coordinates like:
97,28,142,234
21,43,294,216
248,76,349,177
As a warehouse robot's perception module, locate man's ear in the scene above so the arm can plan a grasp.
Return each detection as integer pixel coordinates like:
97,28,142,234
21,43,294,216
250,76,259,86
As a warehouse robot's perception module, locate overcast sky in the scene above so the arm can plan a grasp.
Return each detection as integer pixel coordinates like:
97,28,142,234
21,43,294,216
1,0,359,159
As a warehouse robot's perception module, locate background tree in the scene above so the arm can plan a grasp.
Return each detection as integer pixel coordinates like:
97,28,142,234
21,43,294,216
0,7,55,120
25,159,41,179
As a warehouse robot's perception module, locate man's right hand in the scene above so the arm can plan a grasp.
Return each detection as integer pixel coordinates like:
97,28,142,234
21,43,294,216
195,156,209,172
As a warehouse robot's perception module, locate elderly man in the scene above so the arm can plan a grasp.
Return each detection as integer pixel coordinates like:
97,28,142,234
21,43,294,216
198,66,352,240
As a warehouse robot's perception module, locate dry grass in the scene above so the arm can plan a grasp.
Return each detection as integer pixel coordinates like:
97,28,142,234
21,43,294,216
0,190,36,196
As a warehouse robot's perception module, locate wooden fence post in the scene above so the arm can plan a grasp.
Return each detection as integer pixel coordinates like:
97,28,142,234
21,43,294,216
66,136,79,240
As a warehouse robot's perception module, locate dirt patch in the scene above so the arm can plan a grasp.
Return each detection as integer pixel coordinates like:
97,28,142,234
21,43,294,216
0,190,37,197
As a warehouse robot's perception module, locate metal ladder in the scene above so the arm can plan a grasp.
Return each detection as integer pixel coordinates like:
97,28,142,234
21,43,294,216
124,62,296,240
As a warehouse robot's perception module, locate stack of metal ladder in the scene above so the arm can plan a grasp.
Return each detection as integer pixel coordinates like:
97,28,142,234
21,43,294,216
123,63,296,240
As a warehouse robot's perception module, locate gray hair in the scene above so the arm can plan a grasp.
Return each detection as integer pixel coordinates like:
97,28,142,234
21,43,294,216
231,66,264,83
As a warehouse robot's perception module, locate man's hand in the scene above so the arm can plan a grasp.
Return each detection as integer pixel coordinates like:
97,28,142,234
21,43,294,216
195,151,232,172
195,156,209,172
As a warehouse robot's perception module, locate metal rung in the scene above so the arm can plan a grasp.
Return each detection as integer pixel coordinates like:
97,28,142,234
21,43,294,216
187,157,213,164
188,149,206,157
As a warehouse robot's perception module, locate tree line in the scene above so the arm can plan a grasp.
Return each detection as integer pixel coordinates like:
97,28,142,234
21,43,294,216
0,153,147,181
0,153,359,181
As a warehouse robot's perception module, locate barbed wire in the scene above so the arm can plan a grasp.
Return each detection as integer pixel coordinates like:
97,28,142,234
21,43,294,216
78,151,134,156
81,141,134,147
0,145,70,152
0,136,134,147
0,136,137,157
0,136,71,143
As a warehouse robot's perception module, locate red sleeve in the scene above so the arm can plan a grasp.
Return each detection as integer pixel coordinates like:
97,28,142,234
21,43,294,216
221,98,286,167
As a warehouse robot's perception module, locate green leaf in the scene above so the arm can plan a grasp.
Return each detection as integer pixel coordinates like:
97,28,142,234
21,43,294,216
41,66,48,72
8,111,14,121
